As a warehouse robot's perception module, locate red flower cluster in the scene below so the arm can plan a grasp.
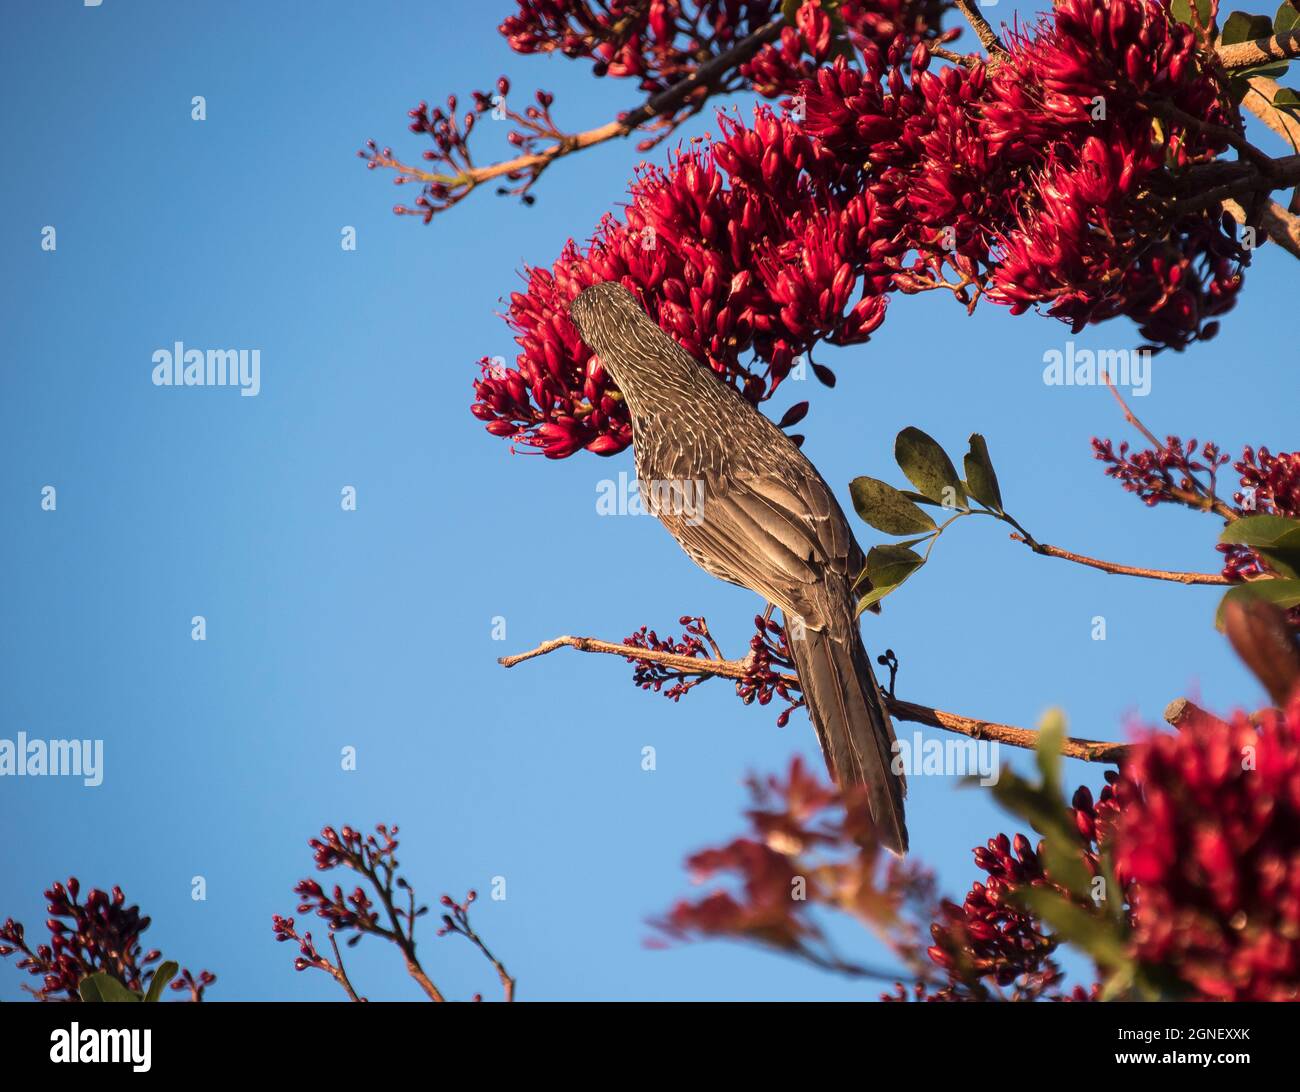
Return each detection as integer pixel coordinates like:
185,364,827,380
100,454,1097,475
169,966,217,1002
623,613,806,722
291,824,401,934
624,615,713,700
660,688,1300,1000
1235,446,1300,518
737,613,807,727
1093,433,1300,584
926,833,1069,998
472,103,880,456
273,822,513,1001
1115,697,1300,1001
501,0,952,98
0,878,213,1001
1092,434,1231,509
920,783,1121,1002
981,0,1242,347
474,0,1246,456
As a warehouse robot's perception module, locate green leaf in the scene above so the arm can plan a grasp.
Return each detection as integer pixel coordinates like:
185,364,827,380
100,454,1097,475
1278,2,1300,34
867,543,926,589
990,779,1093,900
962,433,1003,514
1275,87,1300,115
1171,0,1216,28
853,536,931,591
1240,61,1291,79
1222,11,1275,44
1034,709,1066,801
894,428,967,510
1216,578,1300,629
848,476,938,535
143,961,178,1003
856,545,925,614
79,972,141,1002
1220,514,1300,548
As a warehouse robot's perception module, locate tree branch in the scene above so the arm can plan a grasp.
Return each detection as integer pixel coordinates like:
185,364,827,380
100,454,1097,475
1007,535,1233,584
1172,153,1300,215
954,0,1005,55
1223,195,1300,258
1243,76,1300,152
1217,30,1300,71
498,634,1130,763
378,20,784,208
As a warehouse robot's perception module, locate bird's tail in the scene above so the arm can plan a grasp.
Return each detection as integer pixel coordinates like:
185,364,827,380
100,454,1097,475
786,611,908,855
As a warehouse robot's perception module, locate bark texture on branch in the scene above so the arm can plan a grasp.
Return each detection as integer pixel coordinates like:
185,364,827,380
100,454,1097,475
1218,31,1300,71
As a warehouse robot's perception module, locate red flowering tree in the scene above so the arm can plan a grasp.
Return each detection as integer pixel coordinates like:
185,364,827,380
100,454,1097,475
372,0,1300,1000
7,0,1300,1003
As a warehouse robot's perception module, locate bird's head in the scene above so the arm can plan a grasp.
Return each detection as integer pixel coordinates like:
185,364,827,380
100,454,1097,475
568,282,698,410
569,282,647,359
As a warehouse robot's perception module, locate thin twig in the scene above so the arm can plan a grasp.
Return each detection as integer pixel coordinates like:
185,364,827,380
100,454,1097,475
1101,371,1239,522
498,635,1130,763
328,934,365,1003
384,21,783,204
360,853,446,1002
1147,98,1277,176
461,921,516,1002
1008,535,1232,585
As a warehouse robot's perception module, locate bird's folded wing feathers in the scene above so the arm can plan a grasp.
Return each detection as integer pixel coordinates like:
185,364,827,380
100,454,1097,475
656,467,858,624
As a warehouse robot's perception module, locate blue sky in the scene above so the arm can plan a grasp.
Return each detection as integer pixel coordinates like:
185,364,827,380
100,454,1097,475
1,1,1295,1001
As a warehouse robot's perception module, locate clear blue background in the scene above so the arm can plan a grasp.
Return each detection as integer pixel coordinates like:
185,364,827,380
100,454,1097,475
1,0,1294,1001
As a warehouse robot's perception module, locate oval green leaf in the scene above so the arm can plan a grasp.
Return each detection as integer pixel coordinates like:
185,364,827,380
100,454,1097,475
963,433,1003,513
894,427,967,510
1219,514,1300,548
855,544,925,614
1275,88,1300,116
1222,11,1275,44
144,960,179,1003
849,476,938,535
79,971,141,1002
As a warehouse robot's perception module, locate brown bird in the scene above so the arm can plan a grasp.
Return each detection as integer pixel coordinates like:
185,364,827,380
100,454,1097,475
570,282,907,854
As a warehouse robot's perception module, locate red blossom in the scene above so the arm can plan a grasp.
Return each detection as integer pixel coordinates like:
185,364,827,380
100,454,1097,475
1114,695,1300,1001
473,0,1248,456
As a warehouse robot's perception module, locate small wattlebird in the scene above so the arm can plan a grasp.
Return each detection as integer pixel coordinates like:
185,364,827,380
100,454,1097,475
570,282,907,854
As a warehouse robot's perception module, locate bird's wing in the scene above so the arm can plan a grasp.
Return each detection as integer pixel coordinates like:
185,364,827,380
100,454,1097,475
656,465,857,627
